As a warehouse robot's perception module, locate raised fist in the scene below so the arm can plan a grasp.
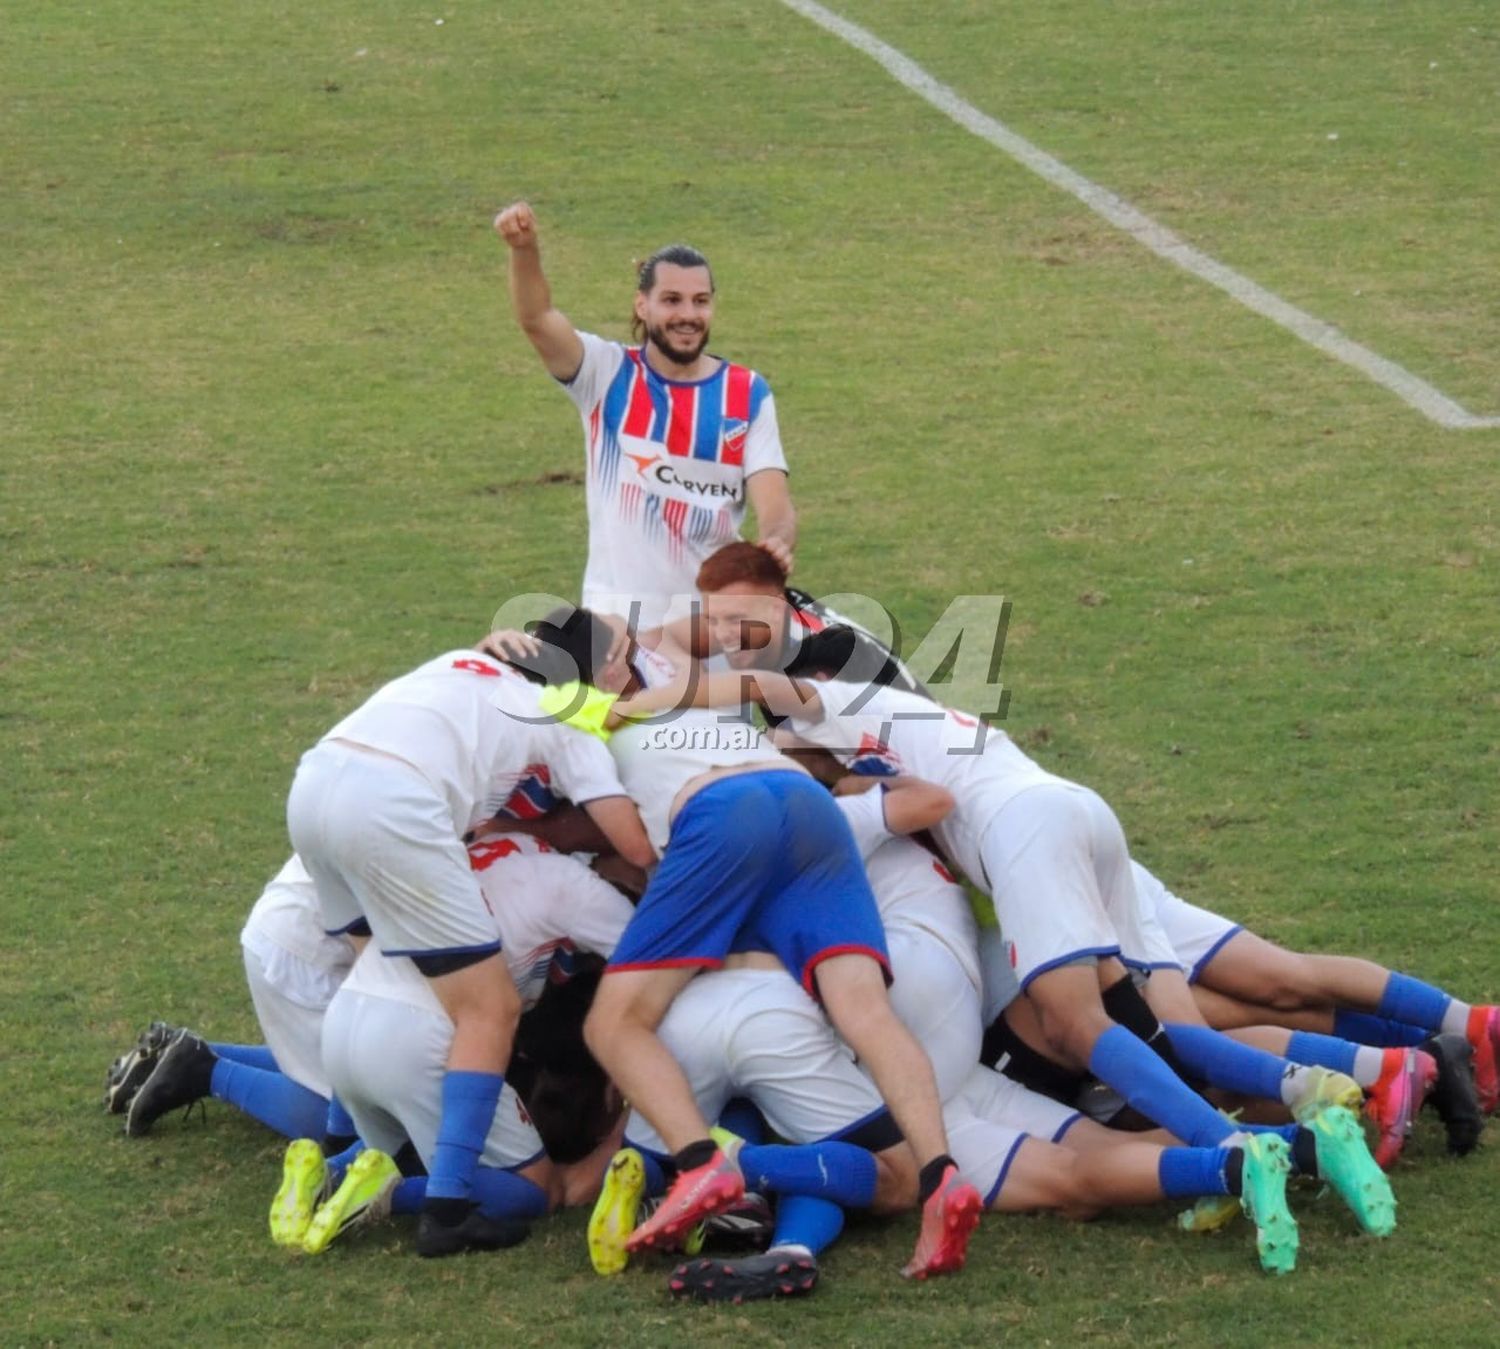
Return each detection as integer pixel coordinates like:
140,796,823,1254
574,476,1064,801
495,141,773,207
494,202,538,249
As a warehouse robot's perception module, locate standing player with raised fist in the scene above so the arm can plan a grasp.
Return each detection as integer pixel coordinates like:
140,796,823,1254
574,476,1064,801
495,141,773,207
496,202,797,633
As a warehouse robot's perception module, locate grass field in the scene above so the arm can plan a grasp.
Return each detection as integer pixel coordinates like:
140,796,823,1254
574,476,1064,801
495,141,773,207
4,2,1497,1343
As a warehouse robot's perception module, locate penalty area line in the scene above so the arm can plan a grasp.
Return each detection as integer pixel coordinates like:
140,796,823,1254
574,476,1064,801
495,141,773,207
777,0,1500,431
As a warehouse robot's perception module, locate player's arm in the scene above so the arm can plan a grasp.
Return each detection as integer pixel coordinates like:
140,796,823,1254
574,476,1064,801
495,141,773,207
834,773,954,834
578,795,655,869
605,669,823,727
495,201,584,381
746,473,796,577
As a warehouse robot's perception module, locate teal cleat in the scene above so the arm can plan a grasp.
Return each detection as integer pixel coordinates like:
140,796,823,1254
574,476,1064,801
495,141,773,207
1239,1134,1299,1276
1305,1105,1397,1237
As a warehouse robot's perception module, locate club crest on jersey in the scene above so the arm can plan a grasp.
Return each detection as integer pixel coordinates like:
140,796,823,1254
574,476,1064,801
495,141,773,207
721,418,749,458
850,732,901,777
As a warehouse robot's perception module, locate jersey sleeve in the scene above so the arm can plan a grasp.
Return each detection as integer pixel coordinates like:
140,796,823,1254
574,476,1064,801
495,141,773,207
742,384,788,477
559,331,625,415
835,787,894,861
544,725,631,805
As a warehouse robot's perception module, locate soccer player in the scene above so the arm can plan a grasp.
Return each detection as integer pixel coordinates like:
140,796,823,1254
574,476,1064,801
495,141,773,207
496,203,796,630
284,640,652,1255
290,834,638,1256
591,953,919,1301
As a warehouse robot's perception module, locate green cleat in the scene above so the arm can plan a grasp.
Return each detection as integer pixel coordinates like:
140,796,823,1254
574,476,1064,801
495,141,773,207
270,1139,328,1248
302,1149,401,1254
588,1148,647,1275
1238,1134,1299,1276
1305,1105,1397,1237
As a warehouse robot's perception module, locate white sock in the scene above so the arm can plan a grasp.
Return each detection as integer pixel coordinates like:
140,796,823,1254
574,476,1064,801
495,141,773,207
1350,1045,1387,1087
1279,1064,1316,1107
1441,1000,1473,1036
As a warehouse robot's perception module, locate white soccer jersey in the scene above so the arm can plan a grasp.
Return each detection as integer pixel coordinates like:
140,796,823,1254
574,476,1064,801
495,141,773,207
562,332,788,629
341,834,631,1012
835,790,981,990
788,680,1057,889
320,649,627,832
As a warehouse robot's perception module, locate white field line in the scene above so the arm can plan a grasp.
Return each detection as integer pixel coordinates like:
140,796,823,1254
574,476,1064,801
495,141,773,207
779,0,1500,430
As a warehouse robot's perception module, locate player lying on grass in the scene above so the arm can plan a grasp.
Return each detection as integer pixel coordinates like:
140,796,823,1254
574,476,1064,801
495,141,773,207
541,610,984,1280
632,654,1392,1240
275,833,640,1257
283,635,653,1254
1127,862,1493,1148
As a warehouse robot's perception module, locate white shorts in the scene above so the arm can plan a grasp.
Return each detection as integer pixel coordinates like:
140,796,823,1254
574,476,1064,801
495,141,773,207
287,741,500,959
624,969,889,1155
944,1063,1081,1204
241,944,338,1098
979,781,1149,990
1131,861,1242,982
320,987,543,1170
886,925,982,1104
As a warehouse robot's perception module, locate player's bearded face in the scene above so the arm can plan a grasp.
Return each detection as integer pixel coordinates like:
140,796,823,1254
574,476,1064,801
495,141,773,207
637,263,714,366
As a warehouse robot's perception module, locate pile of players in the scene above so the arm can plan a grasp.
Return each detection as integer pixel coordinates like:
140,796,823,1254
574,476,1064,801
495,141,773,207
104,206,1494,1302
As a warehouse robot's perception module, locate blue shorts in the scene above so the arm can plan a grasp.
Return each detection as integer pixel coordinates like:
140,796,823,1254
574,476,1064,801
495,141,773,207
608,771,889,996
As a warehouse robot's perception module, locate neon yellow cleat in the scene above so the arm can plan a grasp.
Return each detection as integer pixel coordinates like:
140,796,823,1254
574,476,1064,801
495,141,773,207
301,1149,402,1254
589,1148,646,1275
1288,1067,1363,1123
270,1139,328,1248
1177,1192,1241,1234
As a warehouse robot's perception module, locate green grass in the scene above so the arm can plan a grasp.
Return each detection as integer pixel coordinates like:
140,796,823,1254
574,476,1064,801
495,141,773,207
4,1,1497,1343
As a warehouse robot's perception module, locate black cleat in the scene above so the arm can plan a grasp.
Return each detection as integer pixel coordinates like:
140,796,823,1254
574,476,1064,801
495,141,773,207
669,1249,819,1304
103,1021,178,1114
702,1191,775,1252
415,1205,530,1258
1422,1033,1484,1157
124,1030,216,1137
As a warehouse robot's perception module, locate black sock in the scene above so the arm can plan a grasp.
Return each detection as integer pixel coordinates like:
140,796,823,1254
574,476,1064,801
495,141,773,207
674,1138,719,1172
1291,1127,1320,1179
422,1197,474,1226
321,1132,358,1158
917,1154,956,1204
1224,1148,1245,1197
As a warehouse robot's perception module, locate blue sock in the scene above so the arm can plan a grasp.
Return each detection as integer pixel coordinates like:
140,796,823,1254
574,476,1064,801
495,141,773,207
1332,1009,1428,1048
770,1194,845,1255
324,1140,364,1187
717,1097,768,1145
1090,1024,1233,1148
1285,1030,1359,1076
1163,1023,1287,1101
1377,973,1451,1031
426,1071,504,1202
208,1043,280,1072
471,1166,549,1221
324,1095,358,1141
739,1142,877,1208
628,1144,669,1197
208,1059,328,1140
389,1177,425,1216
1157,1147,1235,1199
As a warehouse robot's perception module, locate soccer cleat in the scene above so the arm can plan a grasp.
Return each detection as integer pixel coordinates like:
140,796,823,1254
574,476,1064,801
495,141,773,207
1177,1192,1241,1234
123,1030,216,1137
1305,1105,1397,1237
103,1021,178,1114
588,1147,647,1275
415,1204,530,1258
270,1138,329,1248
669,1248,819,1304
1237,1134,1299,1276
1287,1066,1364,1123
625,1148,744,1254
900,1164,983,1280
1364,1048,1438,1170
1465,1006,1500,1115
301,1149,401,1254
701,1191,775,1252
1421,1033,1484,1156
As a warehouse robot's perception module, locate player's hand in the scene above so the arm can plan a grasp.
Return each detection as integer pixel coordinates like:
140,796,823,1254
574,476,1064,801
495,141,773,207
759,536,794,577
478,627,541,663
494,202,538,249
